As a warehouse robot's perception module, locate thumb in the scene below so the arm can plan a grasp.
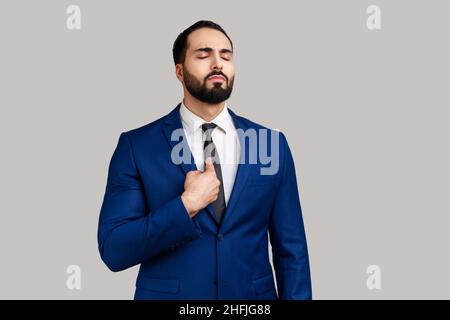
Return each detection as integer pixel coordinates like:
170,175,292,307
205,157,215,172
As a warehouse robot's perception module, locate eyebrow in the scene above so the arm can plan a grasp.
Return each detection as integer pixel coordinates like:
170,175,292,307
194,47,233,54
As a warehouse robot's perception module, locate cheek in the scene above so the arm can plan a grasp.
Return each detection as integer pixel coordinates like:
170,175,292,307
224,64,235,79
186,62,209,79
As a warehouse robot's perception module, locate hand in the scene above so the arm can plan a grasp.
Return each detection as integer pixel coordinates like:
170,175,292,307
181,157,220,218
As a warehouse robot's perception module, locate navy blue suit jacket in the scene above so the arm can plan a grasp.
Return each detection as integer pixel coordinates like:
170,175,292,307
98,103,312,299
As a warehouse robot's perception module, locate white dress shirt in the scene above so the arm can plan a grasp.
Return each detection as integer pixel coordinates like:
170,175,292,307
179,100,240,206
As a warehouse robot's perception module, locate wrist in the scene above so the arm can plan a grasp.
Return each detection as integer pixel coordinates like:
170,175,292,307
181,192,199,218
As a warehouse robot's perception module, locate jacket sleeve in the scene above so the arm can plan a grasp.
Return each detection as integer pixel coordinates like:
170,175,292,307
97,132,202,272
268,131,312,299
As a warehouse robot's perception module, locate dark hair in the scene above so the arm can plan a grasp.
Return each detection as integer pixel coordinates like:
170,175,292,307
172,20,233,65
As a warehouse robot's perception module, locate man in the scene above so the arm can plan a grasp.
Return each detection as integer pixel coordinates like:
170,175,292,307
97,20,311,300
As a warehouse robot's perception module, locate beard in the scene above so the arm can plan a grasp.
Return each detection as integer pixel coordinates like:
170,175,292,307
183,67,234,104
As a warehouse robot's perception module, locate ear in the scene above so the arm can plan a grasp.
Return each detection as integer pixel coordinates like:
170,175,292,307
175,64,184,83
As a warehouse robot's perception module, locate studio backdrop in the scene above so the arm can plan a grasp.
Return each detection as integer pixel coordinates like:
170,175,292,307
0,0,449,299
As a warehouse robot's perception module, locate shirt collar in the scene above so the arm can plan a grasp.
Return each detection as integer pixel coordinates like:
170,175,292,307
179,100,234,135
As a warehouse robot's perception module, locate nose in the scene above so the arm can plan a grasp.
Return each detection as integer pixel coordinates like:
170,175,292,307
211,50,223,71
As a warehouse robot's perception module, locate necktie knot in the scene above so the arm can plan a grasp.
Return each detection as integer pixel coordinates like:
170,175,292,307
201,122,217,133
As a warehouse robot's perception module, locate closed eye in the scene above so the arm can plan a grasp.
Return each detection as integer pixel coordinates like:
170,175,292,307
197,56,231,61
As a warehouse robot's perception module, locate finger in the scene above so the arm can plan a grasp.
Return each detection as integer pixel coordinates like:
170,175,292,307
205,157,215,172
187,170,200,176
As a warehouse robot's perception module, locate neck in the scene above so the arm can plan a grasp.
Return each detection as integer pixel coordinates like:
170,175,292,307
182,93,225,122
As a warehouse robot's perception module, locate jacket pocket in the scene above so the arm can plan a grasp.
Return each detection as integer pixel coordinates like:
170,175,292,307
252,273,276,296
136,275,180,294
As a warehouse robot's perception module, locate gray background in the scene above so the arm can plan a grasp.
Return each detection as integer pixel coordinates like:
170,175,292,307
0,0,449,299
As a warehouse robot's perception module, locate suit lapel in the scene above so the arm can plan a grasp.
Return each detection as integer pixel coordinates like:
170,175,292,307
162,103,197,174
219,107,251,231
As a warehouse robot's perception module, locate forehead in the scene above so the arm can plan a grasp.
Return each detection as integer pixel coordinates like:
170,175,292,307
186,28,232,52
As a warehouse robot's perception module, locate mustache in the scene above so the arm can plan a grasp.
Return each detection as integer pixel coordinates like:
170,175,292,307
205,71,228,81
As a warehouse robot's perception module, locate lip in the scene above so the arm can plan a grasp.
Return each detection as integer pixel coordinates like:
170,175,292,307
208,75,225,81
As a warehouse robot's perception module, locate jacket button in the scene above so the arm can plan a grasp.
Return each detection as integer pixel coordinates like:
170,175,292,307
217,233,224,241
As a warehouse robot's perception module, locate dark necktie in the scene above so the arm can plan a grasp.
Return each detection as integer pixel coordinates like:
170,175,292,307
201,122,226,223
